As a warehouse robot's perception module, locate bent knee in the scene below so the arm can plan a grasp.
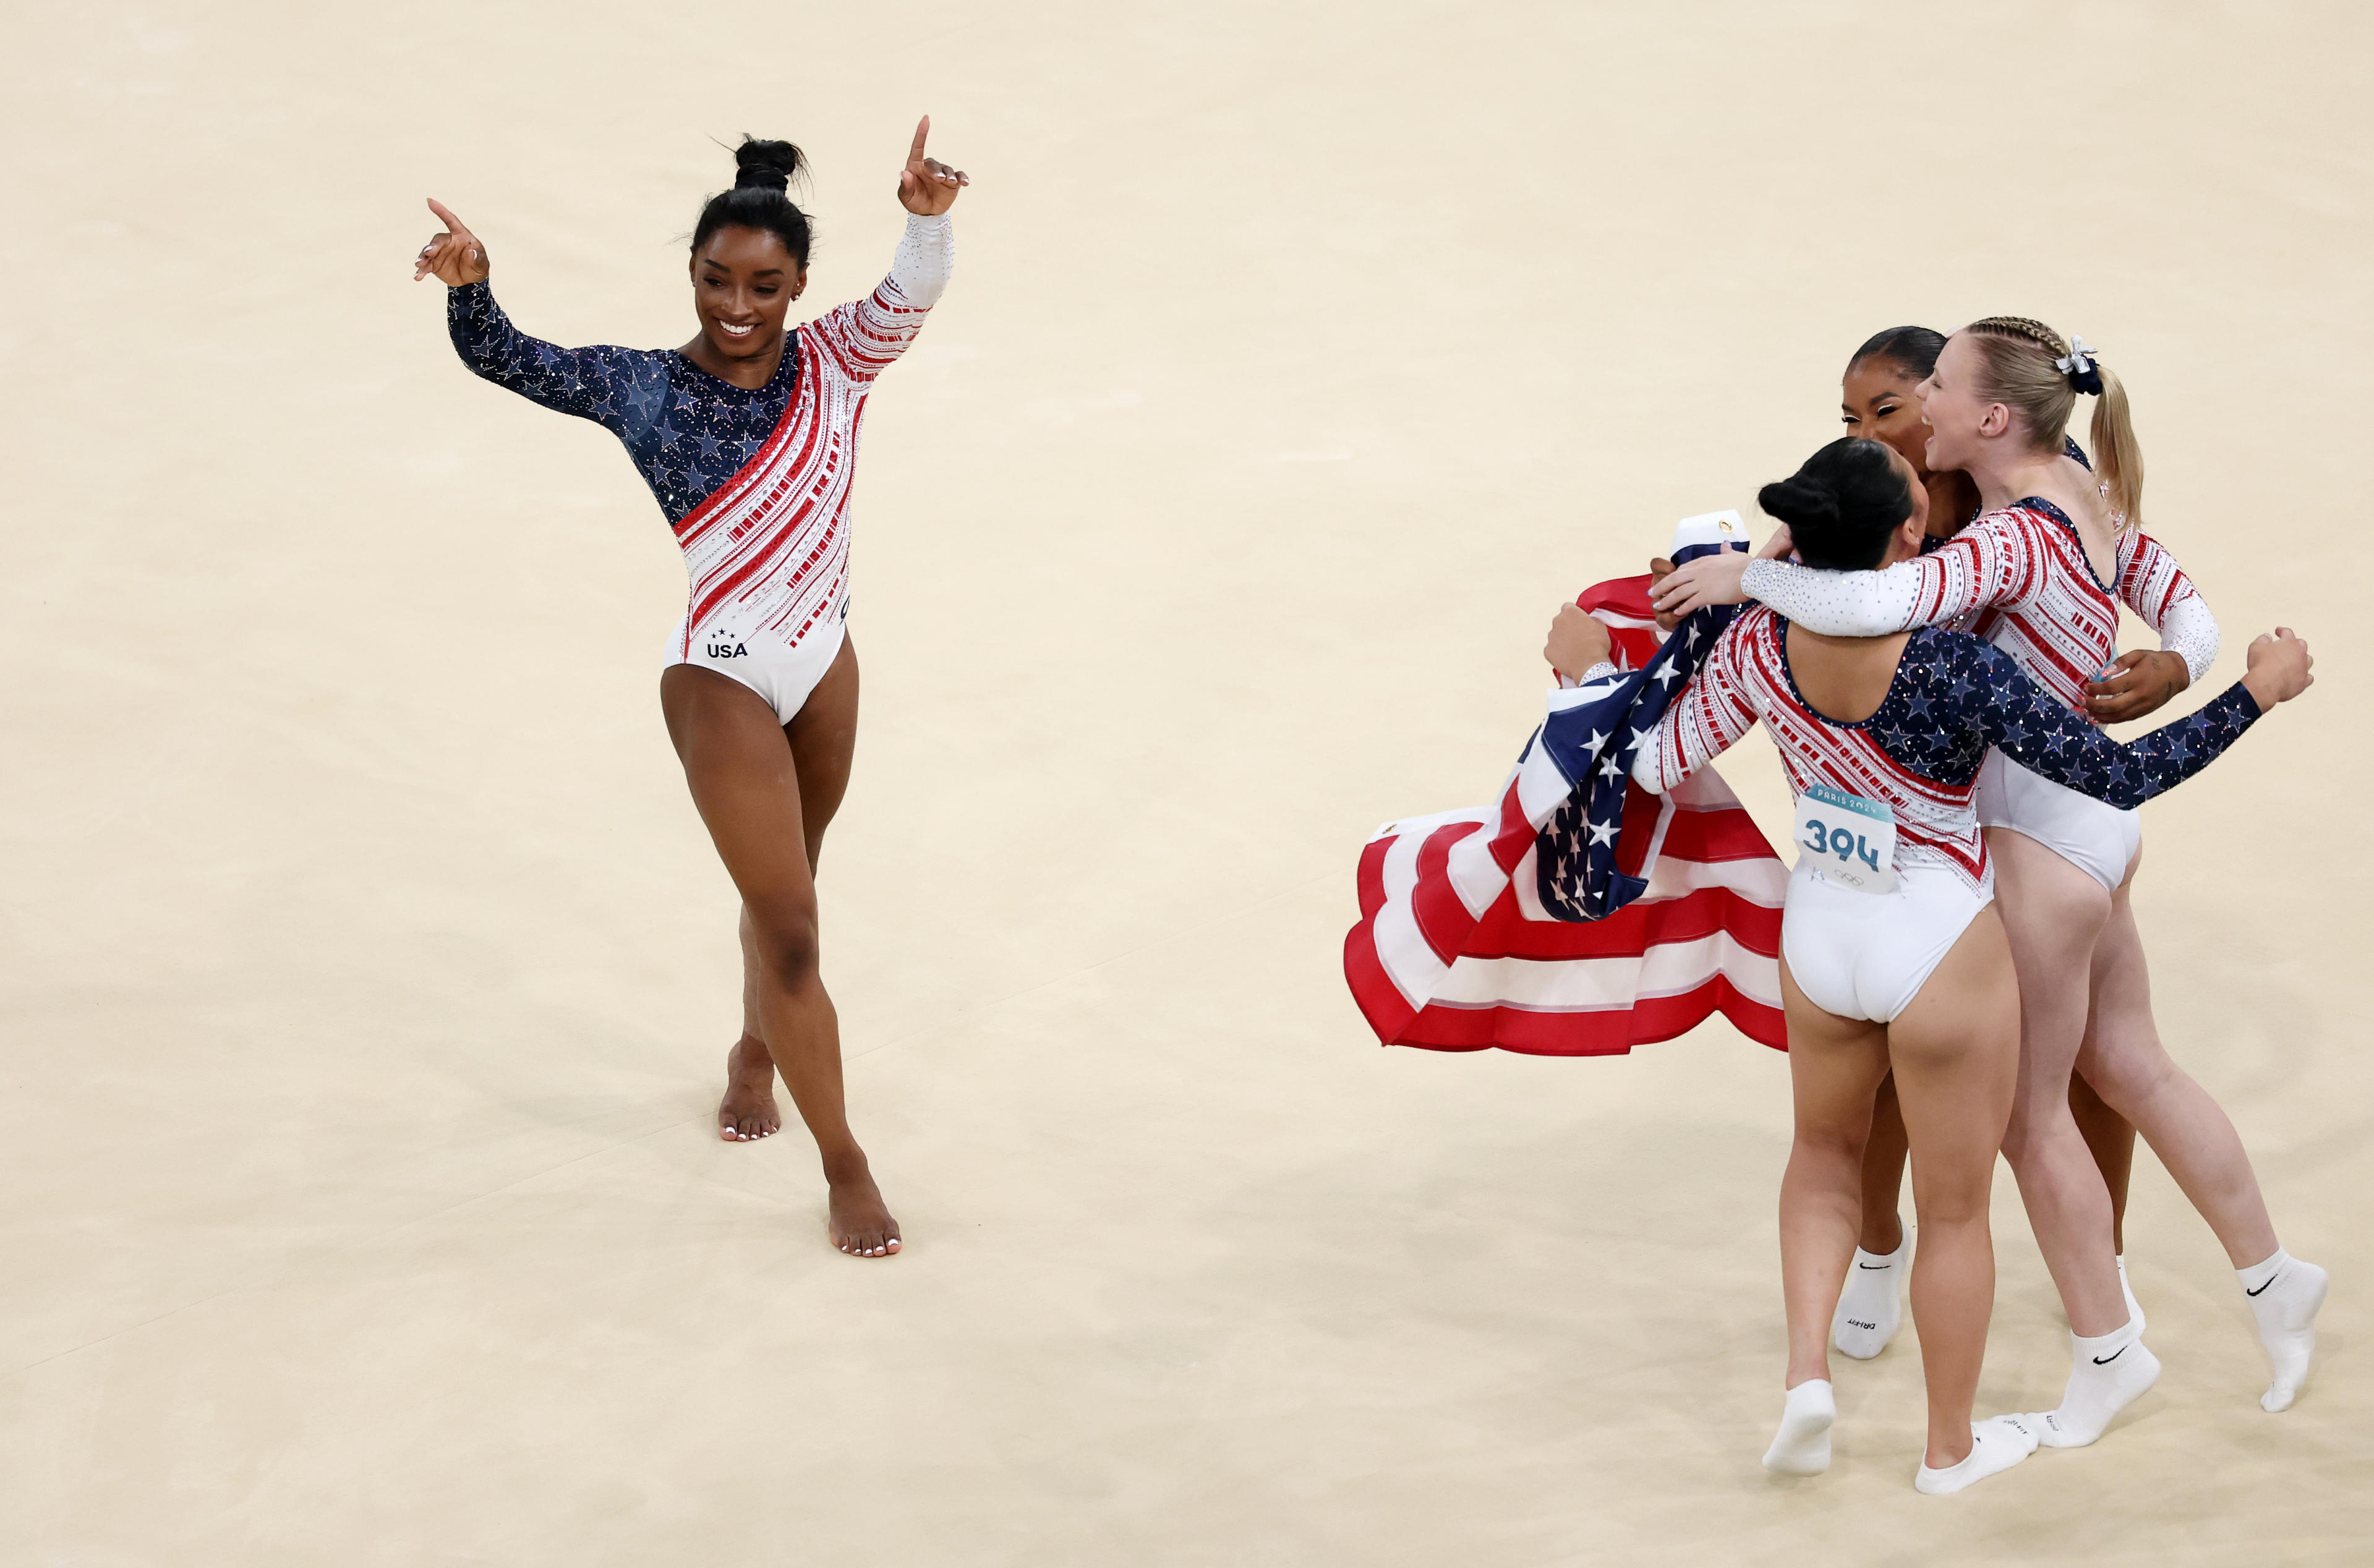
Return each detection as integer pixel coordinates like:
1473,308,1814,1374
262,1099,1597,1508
748,909,822,988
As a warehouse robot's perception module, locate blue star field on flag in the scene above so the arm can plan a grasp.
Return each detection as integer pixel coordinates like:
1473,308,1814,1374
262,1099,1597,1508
1530,538,1746,922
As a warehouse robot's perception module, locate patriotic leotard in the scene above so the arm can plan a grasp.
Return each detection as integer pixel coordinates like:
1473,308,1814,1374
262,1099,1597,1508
1632,609,2257,897
1621,610,2258,1018
447,214,953,718
1743,498,2218,702
1741,496,2218,889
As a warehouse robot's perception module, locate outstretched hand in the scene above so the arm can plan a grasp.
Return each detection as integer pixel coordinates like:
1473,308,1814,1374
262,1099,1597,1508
897,116,969,215
413,198,488,286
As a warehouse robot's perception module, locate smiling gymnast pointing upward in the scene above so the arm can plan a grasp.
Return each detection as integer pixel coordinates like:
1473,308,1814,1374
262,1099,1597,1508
414,119,968,1258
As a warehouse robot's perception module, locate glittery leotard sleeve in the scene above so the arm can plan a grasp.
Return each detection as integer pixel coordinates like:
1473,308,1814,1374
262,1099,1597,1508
1965,637,2261,808
2117,531,2220,683
1628,615,1762,793
442,214,954,525
802,214,953,385
1738,510,2041,637
445,283,671,440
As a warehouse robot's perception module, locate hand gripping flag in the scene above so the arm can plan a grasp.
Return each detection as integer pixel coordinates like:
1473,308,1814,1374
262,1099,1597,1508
1343,519,1788,1055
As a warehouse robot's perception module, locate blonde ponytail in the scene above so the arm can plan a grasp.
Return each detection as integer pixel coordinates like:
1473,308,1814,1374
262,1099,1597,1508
2090,364,2143,532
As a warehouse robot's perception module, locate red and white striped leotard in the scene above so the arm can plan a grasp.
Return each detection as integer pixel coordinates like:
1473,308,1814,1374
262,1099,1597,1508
675,219,950,663
1741,499,2219,710
1637,608,2001,895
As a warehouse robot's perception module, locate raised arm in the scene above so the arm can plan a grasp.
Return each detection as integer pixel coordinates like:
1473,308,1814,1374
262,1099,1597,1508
806,118,966,383
415,198,646,428
1971,629,2312,810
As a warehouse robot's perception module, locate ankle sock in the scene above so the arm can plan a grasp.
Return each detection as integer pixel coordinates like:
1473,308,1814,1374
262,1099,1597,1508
2033,1316,2159,1447
2239,1248,2327,1413
2117,1254,2145,1338
1914,1413,2038,1495
1832,1225,1908,1360
1762,1379,1834,1476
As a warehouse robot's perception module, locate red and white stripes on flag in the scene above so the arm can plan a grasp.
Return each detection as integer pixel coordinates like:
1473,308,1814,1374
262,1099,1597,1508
1342,575,1789,1056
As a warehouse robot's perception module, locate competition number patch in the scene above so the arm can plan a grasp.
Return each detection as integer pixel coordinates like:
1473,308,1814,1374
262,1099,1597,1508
1795,783,1898,895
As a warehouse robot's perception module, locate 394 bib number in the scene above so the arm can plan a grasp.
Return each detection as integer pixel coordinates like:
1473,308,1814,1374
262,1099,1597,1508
1794,783,1898,895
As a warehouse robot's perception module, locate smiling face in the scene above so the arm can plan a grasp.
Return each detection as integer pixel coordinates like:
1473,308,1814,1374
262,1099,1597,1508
1842,357,1934,480
689,226,806,365
1913,332,1992,474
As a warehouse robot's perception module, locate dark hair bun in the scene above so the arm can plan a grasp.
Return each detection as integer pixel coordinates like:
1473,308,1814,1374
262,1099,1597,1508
693,136,816,266
732,137,806,195
1756,475,1842,534
1757,438,1912,573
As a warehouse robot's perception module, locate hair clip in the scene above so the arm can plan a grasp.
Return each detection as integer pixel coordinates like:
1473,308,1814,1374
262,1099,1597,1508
2055,334,2105,396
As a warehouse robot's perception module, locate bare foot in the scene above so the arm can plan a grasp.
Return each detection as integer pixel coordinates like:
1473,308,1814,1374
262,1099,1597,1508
828,1162,902,1258
717,1036,782,1142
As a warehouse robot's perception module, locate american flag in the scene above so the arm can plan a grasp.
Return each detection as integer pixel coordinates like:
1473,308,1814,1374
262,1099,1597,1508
1343,550,1788,1056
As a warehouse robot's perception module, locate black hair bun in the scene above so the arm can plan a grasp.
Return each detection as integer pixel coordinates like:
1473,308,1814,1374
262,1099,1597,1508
732,136,806,195
1757,475,1841,534
1756,438,1911,571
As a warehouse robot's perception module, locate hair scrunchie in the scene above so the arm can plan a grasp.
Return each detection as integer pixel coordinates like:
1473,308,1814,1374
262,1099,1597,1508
2056,334,2106,396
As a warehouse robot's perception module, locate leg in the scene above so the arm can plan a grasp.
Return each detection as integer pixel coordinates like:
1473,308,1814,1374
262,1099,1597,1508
2078,852,2323,1411
1988,829,2127,1337
1777,960,1893,1392
719,637,861,1142
664,647,898,1258
1857,1075,1910,1253
1885,908,2022,1471
718,910,780,1141
2078,853,2276,1266
1762,955,1891,1475
1832,1073,1912,1360
2066,1069,2135,1253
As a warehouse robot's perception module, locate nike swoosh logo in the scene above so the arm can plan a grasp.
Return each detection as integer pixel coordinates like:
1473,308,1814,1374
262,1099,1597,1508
1857,1262,1892,1270
2093,1345,2128,1365
2247,1274,2281,1297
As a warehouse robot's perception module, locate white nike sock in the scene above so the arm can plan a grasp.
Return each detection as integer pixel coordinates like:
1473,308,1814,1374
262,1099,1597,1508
1762,1379,1834,1476
1832,1225,1908,1360
2033,1317,2160,1447
2117,1255,2146,1339
1915,1413,2039,1495
2239,1248,2327,1413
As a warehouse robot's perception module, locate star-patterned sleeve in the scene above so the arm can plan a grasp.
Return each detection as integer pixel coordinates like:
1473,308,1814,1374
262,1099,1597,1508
445,281,666,440
803,213,952,388
2117,531,2219,684
1969,639,2261,809
1630,616,1761,794
1740,510,2041,637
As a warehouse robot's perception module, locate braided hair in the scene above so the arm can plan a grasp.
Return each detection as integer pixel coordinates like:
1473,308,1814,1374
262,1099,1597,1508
691,137,813,268
1962,315,2143,530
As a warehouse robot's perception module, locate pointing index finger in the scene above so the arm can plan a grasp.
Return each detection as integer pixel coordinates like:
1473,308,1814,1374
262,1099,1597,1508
908,115,931,166
425,197,469,235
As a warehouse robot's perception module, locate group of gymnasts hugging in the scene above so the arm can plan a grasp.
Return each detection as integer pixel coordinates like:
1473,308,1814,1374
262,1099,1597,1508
1545,323,2321,1492
411,117,2324,1496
